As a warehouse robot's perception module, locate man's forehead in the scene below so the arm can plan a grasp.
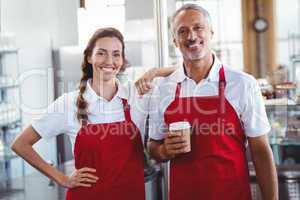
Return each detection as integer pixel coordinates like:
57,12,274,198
174,10,207,29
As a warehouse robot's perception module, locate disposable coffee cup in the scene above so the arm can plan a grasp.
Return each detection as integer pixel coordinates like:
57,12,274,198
169,121,191,153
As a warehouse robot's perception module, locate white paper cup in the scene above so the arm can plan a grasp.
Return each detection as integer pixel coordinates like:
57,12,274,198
169,121,191,153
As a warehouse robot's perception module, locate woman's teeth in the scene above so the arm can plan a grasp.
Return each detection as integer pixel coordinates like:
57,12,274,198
101,67,115,72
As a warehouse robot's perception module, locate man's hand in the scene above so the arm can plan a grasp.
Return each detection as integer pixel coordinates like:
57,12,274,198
135,66,178,95
161,132,189,159
135,68,157,95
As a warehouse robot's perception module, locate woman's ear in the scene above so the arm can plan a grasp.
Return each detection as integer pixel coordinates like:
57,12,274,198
120,58,129,72
87,55,92,64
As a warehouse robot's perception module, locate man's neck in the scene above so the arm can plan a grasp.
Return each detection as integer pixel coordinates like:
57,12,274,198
184,53,214,84
91,78,117,101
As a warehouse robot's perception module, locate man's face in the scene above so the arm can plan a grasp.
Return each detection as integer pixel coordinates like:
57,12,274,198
173,9,213,62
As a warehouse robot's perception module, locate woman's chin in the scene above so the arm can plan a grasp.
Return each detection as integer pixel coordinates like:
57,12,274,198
101,73,117,82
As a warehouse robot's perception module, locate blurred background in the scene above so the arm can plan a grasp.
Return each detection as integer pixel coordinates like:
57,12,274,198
0,0,299,199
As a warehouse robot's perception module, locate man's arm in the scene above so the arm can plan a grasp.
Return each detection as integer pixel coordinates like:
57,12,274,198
148,139,169,162
248,135,278,200
135,66,177,95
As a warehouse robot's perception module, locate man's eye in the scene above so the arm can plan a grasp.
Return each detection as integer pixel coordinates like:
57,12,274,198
195,26,203,31
113,54,121,57
178,29,186,35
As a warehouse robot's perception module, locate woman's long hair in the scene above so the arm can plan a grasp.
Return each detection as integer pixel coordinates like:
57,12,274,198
76,27,126,123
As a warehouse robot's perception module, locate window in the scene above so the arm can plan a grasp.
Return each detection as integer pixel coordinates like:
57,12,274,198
172,0,244,70
77,0,125,46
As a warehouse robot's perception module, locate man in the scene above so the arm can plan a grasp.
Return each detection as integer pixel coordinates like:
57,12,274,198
148,4,278,200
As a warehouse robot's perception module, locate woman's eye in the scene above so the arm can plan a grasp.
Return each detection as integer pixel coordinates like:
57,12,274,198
96,51,105,56
113,54,121,57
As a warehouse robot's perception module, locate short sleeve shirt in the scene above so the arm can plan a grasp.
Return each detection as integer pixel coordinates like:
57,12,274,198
31,79,150,150
149,55,271,140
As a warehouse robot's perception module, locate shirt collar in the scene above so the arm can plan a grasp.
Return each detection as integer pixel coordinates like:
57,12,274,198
169,52,222,83
84,78,128,104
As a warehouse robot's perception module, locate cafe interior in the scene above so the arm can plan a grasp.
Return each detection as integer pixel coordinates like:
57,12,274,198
0,0,299,199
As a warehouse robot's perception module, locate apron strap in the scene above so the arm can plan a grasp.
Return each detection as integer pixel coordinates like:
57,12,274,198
121,98,132,121
218,65,226,114
175,66,226,113
175,82,182,99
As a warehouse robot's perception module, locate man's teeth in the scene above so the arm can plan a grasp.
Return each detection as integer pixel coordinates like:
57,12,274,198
187,42,203,48
189,44,198,48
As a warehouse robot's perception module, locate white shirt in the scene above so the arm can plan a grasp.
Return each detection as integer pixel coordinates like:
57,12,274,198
149,55,271,140
32,79,150,149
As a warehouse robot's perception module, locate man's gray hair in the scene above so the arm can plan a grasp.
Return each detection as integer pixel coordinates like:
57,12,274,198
171,3,213,35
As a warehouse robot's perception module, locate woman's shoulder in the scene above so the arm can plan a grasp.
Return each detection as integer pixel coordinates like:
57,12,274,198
52,90,80,110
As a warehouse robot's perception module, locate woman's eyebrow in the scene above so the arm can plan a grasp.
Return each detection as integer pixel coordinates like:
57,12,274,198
95,48,121,53
96,48,107,52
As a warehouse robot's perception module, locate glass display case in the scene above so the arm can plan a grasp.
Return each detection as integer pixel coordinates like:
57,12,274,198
266,104,300,165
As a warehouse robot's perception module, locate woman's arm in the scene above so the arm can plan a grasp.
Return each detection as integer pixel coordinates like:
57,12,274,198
11,126,99,188
135,66,177,95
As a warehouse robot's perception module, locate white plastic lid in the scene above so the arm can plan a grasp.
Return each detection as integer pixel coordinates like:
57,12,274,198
169,121,191,131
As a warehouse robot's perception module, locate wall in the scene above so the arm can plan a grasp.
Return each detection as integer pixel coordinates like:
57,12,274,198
1,0,78,175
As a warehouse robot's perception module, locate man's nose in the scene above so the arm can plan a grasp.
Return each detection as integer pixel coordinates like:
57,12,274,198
187,30,197,41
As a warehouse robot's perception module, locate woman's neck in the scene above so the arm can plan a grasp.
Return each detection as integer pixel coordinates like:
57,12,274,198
91,78,117,101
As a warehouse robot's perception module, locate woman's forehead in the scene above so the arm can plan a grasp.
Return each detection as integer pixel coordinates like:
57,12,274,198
94,37,123,51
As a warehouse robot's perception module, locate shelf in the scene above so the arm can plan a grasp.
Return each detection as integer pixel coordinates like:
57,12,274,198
266,104,300,111
0,120,21,128
269,137,300,146
0,85,19,90
0,44,24,189
0,154,19,162
0,49,18,54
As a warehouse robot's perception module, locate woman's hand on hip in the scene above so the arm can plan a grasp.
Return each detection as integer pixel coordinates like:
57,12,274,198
61,167,99,188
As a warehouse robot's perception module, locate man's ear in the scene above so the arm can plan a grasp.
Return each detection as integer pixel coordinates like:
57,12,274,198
173,37,179,48
210,29,214,40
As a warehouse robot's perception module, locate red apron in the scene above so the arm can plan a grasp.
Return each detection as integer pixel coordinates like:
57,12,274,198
66,98,145,200
164,66,252,200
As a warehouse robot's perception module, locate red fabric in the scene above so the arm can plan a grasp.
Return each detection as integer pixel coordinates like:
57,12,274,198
66,99,145,200
164,66,252,200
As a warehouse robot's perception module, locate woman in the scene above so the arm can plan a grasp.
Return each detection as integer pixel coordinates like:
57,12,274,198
11,27,175,199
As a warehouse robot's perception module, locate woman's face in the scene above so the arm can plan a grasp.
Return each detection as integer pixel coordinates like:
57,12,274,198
88,37,123,82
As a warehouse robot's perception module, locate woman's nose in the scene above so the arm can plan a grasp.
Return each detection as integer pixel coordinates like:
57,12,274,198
105,55,113,65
